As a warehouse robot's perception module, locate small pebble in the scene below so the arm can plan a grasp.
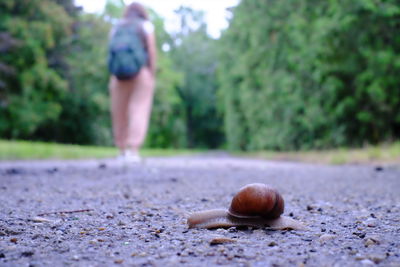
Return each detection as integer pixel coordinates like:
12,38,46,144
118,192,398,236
98,163,107,169
319,234,336,242
210,237,236,246
268,241,278,247
364,238,378,247
47,168,58,174
355,254,366,260
364,218,377,227
348,249,358,255
21,251,34,257
375,166,383,172
360,259,375,266
353,232,366,238
6,168,22,175
369,254,386,264
228,227,238,233
215,229,228,234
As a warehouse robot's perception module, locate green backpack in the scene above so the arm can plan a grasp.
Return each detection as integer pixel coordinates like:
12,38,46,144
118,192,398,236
108,20,148,80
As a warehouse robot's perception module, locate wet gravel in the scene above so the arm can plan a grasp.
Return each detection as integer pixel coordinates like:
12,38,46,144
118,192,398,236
0,156,399,266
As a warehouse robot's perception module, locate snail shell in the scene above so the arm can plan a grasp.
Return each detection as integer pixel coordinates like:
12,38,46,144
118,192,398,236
187,183,305,230
228,183,284,219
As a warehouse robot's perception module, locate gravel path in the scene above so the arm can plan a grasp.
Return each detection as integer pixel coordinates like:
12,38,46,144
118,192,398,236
0,155,399,266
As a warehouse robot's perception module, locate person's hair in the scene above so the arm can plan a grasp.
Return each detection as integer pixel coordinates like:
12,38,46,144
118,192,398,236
124,2,149,20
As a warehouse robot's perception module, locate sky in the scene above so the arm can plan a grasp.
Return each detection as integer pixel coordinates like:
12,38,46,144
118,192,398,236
74,0,240,38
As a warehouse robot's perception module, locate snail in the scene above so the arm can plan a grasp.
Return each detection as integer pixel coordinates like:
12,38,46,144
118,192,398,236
187,183,305,230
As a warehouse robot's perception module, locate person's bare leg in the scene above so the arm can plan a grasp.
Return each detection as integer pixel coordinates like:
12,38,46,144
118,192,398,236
109,77,132,153
126,68,155,155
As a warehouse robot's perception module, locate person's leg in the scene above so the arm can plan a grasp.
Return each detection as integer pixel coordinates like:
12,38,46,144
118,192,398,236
126,68,155,153
109,77,132,152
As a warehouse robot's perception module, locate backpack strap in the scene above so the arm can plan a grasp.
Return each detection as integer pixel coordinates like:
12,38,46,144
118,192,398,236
120,18,147,51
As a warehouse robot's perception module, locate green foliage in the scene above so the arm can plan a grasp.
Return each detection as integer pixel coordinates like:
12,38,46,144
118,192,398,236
0,0,72,138
239,142,400,165
145,11,187,148
104,0,125,20
169,7,224,148
1,0,398,151
320,0,400,145
35,13,112,145
0,1,189,148
218,0,400,151
0,139,199,160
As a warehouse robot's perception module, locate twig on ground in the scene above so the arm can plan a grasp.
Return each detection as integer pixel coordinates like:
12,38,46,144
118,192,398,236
37,209,93,216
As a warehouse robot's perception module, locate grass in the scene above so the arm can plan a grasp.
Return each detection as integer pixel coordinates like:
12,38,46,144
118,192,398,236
0,140,196,160
1,140,399,165
242,142,400,165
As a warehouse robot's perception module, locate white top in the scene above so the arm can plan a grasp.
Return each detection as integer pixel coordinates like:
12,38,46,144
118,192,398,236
110,19,154,38
143,21,154,35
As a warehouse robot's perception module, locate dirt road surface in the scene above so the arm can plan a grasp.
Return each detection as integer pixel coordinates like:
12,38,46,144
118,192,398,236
0,155,399,266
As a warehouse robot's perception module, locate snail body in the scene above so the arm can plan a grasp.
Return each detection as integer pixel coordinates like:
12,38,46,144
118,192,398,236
188,183,305,230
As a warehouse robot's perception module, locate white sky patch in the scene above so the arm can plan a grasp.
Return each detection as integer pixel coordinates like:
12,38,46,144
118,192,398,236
74,0,239,38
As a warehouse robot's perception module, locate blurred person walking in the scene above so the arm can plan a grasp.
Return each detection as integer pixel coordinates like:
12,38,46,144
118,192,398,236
108,2,157,163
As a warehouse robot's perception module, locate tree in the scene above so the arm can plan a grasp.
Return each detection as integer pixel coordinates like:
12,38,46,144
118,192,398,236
0,0,188,148
0,0,72,138
218,0,400,151
145,10,187,148
169,7,224,148
35,13,113,145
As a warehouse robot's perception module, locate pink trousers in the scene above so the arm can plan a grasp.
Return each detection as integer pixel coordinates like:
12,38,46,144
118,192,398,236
109,68,155,152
